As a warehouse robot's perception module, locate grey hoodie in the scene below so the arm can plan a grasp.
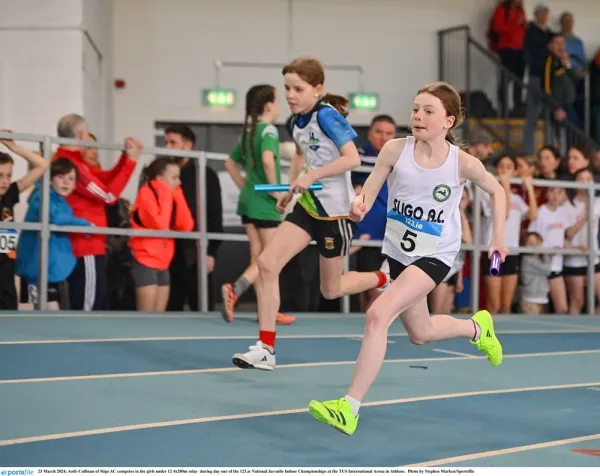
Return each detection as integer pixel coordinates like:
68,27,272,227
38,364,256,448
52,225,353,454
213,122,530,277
520,255,552,302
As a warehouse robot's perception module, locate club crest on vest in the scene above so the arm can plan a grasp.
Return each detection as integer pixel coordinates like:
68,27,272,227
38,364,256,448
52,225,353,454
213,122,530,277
433,184,451,202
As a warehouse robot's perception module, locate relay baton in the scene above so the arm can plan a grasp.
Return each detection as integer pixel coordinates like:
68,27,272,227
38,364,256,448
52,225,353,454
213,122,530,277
489,251,501,277
254,183,323,192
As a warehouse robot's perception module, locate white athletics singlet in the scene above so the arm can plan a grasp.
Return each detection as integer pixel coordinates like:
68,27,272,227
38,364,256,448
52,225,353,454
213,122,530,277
382,136,465,269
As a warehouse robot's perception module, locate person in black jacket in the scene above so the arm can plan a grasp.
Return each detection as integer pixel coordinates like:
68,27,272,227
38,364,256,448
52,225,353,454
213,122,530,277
163,124,223,311
522,3,553,153
543,34,579,124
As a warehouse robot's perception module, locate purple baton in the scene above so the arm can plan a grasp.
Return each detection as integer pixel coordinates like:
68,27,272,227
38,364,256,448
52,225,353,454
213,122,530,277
489,251,501,277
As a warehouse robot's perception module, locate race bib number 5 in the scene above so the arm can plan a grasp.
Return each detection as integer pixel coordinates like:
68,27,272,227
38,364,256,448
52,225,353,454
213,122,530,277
385,211,442,257
0,231,18,254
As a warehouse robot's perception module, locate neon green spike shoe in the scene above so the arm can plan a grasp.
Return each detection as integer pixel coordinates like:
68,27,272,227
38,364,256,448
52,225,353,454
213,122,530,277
471,310,503,366
308,397,359,436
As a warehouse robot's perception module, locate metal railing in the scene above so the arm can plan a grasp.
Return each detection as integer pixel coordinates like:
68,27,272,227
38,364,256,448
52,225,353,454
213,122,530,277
438,25,594,153
2,131,600,315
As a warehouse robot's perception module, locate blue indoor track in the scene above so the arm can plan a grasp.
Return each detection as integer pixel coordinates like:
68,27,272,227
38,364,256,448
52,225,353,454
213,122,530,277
1,312,600,467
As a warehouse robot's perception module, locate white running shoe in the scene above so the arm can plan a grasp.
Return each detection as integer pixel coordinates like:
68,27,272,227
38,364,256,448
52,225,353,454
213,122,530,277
232,341,276,370
378,259,391,292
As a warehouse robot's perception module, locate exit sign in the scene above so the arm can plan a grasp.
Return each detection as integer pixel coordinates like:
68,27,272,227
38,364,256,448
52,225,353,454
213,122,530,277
348,93,379,111
203,89,236,108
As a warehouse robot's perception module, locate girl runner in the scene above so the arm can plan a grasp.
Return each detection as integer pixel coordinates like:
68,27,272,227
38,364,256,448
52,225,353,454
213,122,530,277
308,81,508,435
221,84,294,325
231,57,389,370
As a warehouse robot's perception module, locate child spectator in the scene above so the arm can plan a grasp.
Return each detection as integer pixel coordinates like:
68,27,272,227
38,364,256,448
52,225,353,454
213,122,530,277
519,231,552,314
0,130,48,310
129,157,194,312
16,158,92,309
566,146,592,179
562,167,600,313
528,187,574,313
537,145,563,180
482,154,538,313
515,153,545,207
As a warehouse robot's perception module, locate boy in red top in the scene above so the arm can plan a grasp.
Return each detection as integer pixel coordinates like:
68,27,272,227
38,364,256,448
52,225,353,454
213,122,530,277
490,0,527,116
54,113,141,310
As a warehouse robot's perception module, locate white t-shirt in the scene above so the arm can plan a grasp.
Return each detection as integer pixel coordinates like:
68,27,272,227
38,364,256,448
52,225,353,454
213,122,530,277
528,203,577,273
562,197,600,268
481,191,528,254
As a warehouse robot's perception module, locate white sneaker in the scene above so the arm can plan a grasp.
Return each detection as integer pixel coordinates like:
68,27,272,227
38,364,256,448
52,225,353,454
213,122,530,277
232,341,276,370
378,259,391,291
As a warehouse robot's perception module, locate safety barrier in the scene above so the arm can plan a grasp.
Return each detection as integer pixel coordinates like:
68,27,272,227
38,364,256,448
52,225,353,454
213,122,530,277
1,131,599,314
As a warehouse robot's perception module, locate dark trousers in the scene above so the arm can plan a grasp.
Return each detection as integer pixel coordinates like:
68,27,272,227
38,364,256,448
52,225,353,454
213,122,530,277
0,260,17,310
68,255,108,311
498,49,525,116
167,264,215,311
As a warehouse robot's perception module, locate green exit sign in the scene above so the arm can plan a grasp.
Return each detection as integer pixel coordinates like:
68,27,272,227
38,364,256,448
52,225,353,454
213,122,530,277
203,89,236,108
348,93,379,111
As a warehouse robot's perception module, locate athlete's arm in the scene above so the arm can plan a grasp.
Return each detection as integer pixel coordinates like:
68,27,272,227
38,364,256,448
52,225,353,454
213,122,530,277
355,139,404,213
225,140,245,190
309,143,359,184
459,150,508,258
288,145,305,183
224,158,245,190
304,107,361,183
260,125,281,198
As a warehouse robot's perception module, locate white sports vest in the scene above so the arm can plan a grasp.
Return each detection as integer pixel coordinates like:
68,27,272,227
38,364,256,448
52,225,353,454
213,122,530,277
292,104,355,219
382,136,465,268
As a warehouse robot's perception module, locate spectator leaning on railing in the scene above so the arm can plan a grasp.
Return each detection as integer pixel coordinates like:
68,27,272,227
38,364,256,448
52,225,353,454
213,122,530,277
163,124,223,312
129,157,194,312
15,158,92,310
54,113,141,311
0,130,49,310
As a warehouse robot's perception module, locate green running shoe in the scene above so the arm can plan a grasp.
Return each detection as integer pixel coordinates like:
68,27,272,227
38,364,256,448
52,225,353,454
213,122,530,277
308,397,359,436
471,310,503,366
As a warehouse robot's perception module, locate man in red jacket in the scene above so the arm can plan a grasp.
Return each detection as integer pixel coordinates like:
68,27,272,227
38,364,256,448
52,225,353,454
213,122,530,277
54,113,141,310
490,0,527,117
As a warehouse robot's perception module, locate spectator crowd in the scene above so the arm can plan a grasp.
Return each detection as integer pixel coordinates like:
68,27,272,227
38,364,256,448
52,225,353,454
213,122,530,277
486,1,600,151
0,1,598,317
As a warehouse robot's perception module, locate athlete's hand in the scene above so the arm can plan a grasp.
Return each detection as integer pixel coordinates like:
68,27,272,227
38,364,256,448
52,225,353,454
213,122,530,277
276,192,293,213
488,238,509,262
290,172,315,194
349,195,367,222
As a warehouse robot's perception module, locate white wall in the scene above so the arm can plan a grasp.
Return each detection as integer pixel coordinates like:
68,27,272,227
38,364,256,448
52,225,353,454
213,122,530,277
0,0,83,147
112,0,600,140
0,0,84,219
0,0,115,171
113,0,496,143
82,0,114,147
